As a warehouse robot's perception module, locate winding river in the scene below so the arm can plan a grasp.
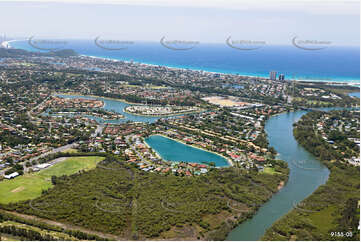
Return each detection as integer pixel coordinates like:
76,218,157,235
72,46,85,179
55,94,352,240
226,108,353,240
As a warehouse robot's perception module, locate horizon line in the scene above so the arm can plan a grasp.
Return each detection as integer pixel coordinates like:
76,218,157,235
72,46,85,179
3,38,360,48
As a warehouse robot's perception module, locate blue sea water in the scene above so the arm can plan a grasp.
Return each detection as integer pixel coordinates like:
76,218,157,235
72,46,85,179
9,39,360,84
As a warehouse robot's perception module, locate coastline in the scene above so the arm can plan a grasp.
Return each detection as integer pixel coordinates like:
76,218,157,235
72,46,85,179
2,38,358,241
8,39,361,86
1,40,17,49
82,54,361,86
146,133,234,167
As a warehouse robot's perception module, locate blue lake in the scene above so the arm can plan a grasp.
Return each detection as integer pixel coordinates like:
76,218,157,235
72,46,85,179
145,135,230,167
348,92,360,98
51,94,353,239
54,94,162,123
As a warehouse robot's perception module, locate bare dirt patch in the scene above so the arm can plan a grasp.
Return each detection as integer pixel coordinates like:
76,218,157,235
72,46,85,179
11,186,25,193
277,181,285,190
202,96,249,107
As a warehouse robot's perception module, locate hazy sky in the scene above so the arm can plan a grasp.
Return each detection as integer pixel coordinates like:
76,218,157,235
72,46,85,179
0,0,359,46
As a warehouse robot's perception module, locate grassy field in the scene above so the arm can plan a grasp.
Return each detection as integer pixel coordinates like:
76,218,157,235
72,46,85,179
307,206,338,235
8,156,289,240
0,156,104,204
62,148,78,153
293,97,331,105
262,167,280,175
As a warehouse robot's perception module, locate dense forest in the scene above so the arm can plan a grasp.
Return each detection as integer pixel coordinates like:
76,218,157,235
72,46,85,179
2,155,288,240
293,110,359,161
0,210,108,240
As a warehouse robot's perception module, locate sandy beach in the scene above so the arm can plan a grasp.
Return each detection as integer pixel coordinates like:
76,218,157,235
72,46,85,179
80,53,361,85
4,41,359,86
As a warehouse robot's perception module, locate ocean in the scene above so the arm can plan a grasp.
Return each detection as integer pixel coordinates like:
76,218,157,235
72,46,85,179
9,39,360,85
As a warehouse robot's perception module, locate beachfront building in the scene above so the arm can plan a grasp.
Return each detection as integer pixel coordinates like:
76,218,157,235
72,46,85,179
278,74,285,81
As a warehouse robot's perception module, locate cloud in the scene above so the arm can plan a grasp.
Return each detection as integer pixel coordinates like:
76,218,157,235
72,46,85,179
4,0,360,15
1,0,358,45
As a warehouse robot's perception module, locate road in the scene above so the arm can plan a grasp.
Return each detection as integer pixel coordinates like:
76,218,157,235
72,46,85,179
125,135,146,163
1,123,103,176
23,143,79,173
0,209,125,241
27,96,51,121
0,121,16,132
22,124,105,172
92,124,104,137
0,142,79,176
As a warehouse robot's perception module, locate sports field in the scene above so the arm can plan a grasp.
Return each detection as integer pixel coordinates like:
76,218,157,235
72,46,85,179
262,167,280,175
0,156,104,204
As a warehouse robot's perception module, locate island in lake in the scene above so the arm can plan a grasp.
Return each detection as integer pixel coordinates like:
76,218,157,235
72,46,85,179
124,105,203,116
0,32,359,241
